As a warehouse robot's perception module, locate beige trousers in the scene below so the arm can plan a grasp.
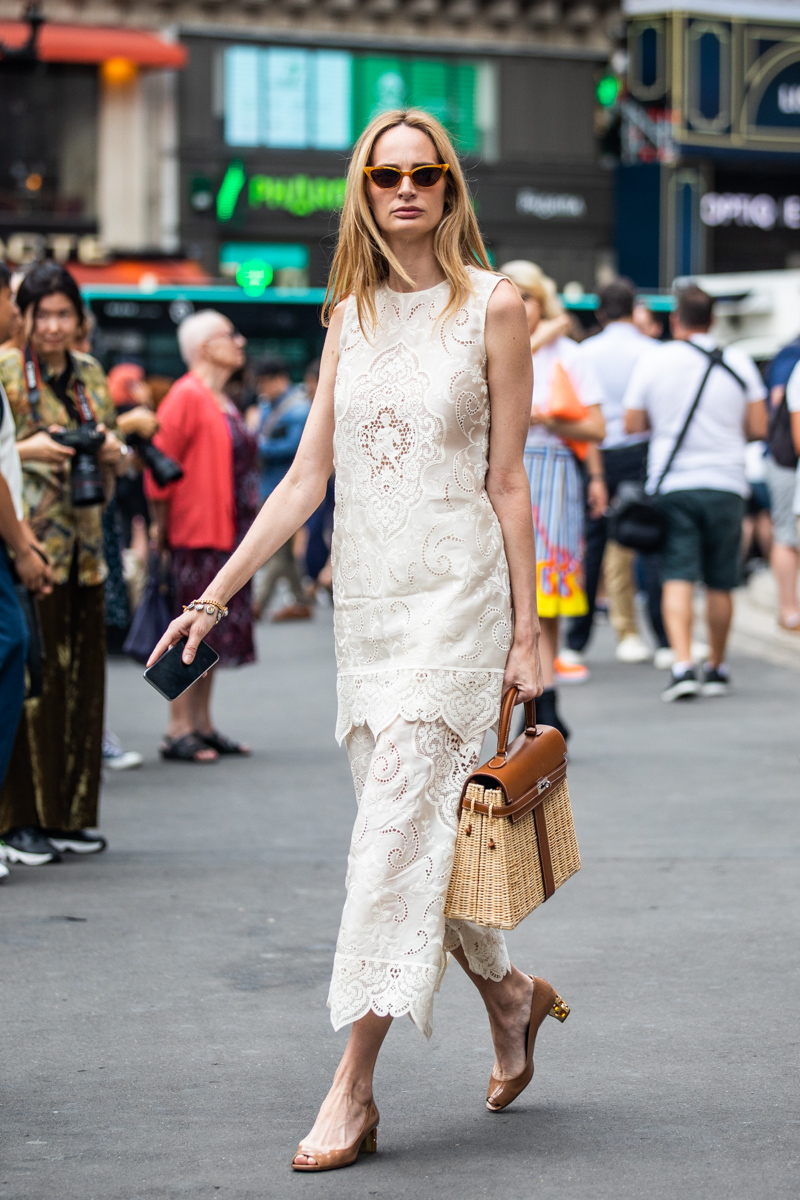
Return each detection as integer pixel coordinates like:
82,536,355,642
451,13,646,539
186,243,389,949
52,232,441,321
604,540,639,642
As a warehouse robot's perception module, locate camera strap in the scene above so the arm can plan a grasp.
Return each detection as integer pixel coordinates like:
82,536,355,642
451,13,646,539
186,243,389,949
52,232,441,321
23,345,96,427
23,343,43,426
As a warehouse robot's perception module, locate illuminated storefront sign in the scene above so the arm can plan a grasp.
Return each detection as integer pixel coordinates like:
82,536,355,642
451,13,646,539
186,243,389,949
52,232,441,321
219,242,309,295
700,191,800,231
249,173,346,217
223,45,494,156
516,190,587,219
215,163,346,222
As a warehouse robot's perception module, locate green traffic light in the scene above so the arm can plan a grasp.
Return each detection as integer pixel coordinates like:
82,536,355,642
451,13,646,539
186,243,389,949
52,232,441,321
596,75,619,108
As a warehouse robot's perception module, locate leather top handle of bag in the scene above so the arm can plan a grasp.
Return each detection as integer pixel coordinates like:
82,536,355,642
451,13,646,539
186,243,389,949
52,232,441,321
494,686,537,762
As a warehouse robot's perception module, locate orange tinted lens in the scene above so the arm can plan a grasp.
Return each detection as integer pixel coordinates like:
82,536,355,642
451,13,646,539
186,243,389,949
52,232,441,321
411,166,444,187
369,168,402,188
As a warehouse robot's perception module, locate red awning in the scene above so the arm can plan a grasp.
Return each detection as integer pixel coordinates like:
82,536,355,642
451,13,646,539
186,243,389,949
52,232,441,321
70,260,211,286
0,22,187,68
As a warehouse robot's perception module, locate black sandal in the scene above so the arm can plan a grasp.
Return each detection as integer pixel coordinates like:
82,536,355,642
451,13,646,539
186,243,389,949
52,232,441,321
160,733,218,762
196,729,251,756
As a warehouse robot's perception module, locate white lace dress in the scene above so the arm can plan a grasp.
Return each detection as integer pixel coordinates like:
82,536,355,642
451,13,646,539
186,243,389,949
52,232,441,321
328,268,513,1038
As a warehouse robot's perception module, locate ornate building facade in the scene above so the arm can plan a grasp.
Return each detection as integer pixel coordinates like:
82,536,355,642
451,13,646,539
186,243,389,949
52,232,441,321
0,0,623,288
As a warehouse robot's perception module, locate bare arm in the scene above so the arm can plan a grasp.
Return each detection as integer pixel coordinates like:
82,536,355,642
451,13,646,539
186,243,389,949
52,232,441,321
745,398,767,441
0,473,52,594
625,408,650,435
542,404,605,442
148,303,345,665
484,280,543,704
792,410,800,456
584,443,608,520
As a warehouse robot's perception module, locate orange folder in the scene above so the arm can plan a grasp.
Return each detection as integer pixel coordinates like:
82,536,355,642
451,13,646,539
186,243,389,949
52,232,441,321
546,360,590,462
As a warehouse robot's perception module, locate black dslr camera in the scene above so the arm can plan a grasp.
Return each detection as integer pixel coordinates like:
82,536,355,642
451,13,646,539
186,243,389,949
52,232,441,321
51,424,106,508
125,434,184,487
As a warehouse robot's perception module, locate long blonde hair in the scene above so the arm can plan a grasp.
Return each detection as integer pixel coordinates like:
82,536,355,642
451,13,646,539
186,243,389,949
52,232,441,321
323,108,491,331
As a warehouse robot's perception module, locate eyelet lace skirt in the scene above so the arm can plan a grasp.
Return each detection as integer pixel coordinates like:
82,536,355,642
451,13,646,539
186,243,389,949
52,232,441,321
328,716,510,1039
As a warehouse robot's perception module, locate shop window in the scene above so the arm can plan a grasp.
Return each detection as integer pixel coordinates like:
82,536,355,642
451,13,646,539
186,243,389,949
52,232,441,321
0,64,97,223
223,45,496,156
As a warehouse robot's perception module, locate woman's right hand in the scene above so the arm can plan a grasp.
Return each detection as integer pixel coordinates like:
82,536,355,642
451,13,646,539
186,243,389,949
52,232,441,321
17,429,74,464
147,608,218,668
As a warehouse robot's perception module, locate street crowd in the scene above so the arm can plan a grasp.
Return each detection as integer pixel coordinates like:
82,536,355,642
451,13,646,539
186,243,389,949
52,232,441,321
1,254,799,886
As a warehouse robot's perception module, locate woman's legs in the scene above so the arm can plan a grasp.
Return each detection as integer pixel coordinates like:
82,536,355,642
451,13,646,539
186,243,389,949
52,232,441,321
294,1011,392,1164
166,670,217,760
450,947,534,1080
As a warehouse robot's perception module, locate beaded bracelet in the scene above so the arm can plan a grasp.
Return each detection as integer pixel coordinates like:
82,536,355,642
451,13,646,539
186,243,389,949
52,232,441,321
183,598,229,624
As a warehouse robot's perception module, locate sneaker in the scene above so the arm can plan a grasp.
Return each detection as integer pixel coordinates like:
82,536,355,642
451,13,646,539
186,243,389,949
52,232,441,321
615,634,652,664
653,646,674,671
102,732,143,771
45,829,107,855
701,663,730,697
0,843,9,881
554,656,590,684
555,647,584,667
3,826,61,865
661,666,700,703
104,748,143,771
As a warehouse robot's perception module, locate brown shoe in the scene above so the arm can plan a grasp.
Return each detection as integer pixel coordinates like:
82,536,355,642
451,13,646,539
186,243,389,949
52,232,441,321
291,1101,379,1172
485,976,569,1112
270,603,313,622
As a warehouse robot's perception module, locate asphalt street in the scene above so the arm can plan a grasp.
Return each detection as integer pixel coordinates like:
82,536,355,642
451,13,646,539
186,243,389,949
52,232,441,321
2,606,799,1200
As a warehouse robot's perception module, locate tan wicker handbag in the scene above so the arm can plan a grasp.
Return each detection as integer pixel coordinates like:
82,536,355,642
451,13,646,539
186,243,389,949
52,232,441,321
445,687,580,929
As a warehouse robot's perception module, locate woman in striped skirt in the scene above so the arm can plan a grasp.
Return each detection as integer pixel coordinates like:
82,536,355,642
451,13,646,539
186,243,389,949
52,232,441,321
501,261,606,738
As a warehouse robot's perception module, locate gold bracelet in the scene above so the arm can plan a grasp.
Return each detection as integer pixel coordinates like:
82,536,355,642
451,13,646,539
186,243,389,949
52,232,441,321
183,598,229,624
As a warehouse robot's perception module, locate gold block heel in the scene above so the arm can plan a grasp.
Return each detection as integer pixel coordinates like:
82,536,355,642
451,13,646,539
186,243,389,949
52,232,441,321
360,1129,378,1154
548,995,570,1022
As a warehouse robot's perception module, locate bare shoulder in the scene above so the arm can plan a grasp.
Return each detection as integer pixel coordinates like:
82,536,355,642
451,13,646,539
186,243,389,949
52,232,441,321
486,277,524,319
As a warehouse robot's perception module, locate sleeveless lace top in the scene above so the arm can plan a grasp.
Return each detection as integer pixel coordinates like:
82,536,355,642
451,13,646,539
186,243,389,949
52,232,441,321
331,266,512,744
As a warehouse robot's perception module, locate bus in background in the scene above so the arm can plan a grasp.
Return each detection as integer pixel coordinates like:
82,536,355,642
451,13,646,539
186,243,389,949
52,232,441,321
82,284,328,388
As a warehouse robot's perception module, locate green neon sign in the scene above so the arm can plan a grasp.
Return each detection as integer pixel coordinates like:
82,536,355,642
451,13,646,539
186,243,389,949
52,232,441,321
216,161,246,221
249,173,347,218
216,165,347,222
235,259,275,296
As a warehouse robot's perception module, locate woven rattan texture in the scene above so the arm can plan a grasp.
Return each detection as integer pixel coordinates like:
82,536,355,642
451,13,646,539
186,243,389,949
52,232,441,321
444,779,580,929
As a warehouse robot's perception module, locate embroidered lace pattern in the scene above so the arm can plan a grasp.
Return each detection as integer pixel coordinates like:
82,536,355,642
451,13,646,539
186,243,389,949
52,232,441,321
328,717,510,1039
332,268,512,747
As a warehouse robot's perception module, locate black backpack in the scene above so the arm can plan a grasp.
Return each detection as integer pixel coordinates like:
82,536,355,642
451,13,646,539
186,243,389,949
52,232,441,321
766,394,798,469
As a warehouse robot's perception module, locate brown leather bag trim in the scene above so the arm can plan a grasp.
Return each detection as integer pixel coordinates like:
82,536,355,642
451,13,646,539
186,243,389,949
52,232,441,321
533,802,556,899
458,759,568,822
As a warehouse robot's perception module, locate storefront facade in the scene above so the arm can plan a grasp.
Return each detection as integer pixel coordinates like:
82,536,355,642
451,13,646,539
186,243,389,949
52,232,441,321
619,1,800,286
178,32,615,292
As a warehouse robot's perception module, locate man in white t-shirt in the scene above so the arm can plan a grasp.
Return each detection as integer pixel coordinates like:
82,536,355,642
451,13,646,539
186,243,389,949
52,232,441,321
0,264,52,873
565,279,669,666
624,285,767,701
783,361,800,533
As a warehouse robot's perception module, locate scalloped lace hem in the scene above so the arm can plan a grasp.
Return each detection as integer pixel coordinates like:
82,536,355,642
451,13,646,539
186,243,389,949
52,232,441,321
444,921,511,983
328,926,509,1039
328,954,446,1040
335,668,504,745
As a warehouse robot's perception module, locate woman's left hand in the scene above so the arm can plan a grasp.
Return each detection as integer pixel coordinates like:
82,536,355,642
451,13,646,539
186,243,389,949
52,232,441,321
502,634,544,704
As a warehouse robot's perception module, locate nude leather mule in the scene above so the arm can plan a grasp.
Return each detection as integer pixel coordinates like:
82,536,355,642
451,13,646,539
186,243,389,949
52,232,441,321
291,1100,379,1172
485,976,569,1112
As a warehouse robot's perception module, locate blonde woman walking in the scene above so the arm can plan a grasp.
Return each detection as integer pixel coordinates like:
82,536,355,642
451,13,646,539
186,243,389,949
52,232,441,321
150,109,568,1169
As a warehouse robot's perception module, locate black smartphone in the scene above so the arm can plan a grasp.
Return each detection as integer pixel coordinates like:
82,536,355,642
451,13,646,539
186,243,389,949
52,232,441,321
143,638,219,701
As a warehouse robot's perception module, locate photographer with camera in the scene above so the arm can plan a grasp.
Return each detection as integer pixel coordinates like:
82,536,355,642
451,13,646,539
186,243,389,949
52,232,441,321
0,262,123,860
